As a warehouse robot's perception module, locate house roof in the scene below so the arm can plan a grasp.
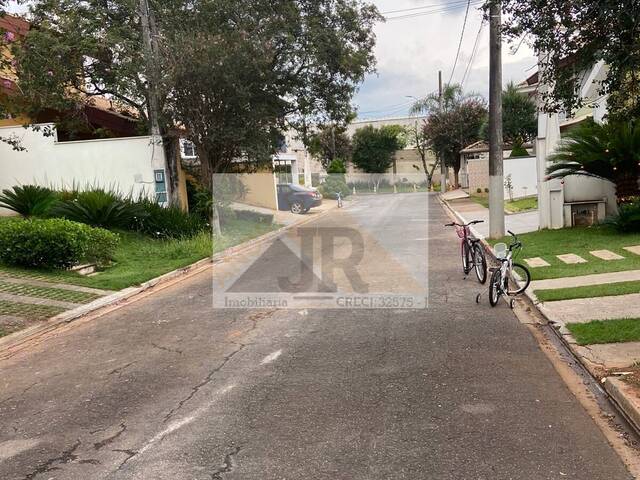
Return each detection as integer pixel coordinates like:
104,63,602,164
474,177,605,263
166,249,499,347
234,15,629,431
0,14,30,38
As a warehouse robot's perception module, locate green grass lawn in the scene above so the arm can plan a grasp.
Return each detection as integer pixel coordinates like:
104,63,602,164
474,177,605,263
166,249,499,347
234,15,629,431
470,194,537,213
493,225,640,280
0,219,279,291
567,318,640,345
505,196,538,213
535,280,640,302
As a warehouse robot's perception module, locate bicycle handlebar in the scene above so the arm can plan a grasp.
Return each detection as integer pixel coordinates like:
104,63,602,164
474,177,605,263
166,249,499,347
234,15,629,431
444,220,484,227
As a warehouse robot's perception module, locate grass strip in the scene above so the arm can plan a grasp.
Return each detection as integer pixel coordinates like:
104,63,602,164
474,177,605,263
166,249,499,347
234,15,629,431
535,280,640,302
0,281,102,304
566,318,640,345
0,299,66,320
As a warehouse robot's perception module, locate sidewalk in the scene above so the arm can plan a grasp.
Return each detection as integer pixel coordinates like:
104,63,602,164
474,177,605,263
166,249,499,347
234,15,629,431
443,194,640,433
446,196,539,237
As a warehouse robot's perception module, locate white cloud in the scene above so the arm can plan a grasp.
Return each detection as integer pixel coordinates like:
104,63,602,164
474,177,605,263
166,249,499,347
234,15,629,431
353,0,536,118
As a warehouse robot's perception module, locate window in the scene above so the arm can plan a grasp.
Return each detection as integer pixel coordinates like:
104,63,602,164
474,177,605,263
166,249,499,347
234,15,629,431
182,140,196,157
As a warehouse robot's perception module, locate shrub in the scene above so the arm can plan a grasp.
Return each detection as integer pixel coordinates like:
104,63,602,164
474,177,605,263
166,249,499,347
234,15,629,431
0,218,117,268
606,199,640,233
84,228,120,266
327,159,347,174
52,189,145,229
319,175,350,199
484,187,490,193
234,210,274,224
133,198,207,238
510,145,530,157
0,185,58,217
476,187,482,194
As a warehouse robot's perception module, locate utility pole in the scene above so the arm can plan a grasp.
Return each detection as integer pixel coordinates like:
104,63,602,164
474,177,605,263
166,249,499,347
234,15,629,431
488,0,505,238
139,0,178,206
439,70,447,194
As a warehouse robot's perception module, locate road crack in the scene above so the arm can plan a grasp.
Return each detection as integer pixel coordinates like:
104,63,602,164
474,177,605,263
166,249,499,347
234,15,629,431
151,342,183,355
94,422,126,450
211,445,241,480
22,439,81,480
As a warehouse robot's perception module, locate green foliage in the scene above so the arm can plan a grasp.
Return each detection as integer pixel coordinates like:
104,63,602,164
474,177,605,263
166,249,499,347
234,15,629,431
352,125,406,173
319,175,351,199
0,218,117,268
547,119,640,198
606,199,640,233
133,198,208,239
509,145,530,157
83,228,119,267
326,159,347,174
224,210,274,225
501,0,640,120
52,189,145,229
476,188,482,194
308,124,353,167
0,185,57,217
417,84,487,184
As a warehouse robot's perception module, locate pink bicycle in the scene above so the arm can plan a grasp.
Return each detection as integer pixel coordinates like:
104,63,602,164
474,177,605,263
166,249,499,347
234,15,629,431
445,220,487,284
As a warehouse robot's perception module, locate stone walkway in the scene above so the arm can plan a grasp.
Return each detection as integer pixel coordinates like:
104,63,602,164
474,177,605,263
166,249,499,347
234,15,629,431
530,269,640,290
0,273,112,335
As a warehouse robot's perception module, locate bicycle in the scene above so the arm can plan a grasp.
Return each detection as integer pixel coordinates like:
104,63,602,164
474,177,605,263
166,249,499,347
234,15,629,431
445,220,487,284
486,230,531,308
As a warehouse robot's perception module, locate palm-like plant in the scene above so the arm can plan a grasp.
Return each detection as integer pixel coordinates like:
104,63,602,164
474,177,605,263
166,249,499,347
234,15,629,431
0,185,57,217
51,189,146,229
547,119,640,200
410,83,483,115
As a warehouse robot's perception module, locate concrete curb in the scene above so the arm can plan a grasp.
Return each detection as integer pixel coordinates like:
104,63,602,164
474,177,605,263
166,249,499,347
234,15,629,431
440,194,640,437
0,204,339,357
605,377,640,433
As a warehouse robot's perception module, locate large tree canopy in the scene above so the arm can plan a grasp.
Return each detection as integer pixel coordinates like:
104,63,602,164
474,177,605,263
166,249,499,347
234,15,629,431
0,0,380,182
501,0,640,120
412,84,487,187
351,124,406,174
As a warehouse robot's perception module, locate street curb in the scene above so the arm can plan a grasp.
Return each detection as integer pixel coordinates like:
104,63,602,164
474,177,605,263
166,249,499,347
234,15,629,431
440,194,640,437
604,377,640,433
0,204,339,357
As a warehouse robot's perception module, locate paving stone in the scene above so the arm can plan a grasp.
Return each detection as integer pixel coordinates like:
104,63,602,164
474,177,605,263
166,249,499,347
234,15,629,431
524,257,550,268
624,245,640,256
530,269,640,290
589,249,625,261
556,253,587,264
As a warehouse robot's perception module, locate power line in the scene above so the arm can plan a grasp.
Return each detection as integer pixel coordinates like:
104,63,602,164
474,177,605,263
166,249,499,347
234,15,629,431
460,18,485,88
384,1,482,21
447,0,472,86
381,0,472,16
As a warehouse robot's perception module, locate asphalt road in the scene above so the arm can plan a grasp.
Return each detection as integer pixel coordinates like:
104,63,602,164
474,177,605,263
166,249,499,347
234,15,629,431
0,193,633,479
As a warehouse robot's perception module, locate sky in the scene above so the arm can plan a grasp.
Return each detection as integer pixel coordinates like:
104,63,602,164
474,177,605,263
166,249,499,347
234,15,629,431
6,0,538,121
352,0,537,120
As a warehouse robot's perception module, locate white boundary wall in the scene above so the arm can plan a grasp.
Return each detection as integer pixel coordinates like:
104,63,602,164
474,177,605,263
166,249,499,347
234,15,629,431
0,124,165,214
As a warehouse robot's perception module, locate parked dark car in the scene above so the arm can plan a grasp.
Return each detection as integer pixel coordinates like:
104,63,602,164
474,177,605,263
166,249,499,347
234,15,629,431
277,183,322,214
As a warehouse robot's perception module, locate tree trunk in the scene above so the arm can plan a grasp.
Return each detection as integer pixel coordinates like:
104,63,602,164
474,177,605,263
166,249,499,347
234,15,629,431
163,136,186,211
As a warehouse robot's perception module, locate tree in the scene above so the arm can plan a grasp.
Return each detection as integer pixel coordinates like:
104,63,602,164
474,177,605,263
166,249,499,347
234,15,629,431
308,122,353,168
351,124,406,190
1,0,380,192
480,82,536,155
501,0,640,120
406,120,439,189
412,84,487,188
546,119,640,200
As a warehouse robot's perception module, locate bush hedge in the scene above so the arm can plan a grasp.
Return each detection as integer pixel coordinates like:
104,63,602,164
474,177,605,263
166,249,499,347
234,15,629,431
132,198,208,238
607,198,640,233
0,218,118,269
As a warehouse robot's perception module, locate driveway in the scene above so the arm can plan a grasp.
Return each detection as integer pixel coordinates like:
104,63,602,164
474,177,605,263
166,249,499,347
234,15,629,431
0,193,632,479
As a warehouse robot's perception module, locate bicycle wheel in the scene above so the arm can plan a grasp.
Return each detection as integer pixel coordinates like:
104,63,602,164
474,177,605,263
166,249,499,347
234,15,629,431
473,243,487,284
489,268,501,307
461,242,471,275
508,263,531,295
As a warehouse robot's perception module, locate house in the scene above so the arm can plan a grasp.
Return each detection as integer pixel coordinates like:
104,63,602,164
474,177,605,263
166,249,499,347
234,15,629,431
522,58,617,229
459,141,536,199
0,14,187,213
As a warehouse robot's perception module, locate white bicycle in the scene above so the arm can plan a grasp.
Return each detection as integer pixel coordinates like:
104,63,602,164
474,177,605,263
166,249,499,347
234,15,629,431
480,230,531,308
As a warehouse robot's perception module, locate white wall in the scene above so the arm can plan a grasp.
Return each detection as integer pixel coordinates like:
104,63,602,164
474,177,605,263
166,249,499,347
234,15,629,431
0,124,165,214
503,156,538,199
